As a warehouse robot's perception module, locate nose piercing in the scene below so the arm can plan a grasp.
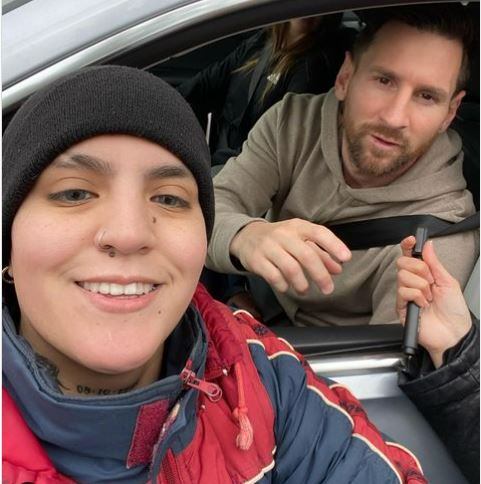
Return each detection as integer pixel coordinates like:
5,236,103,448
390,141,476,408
96,230,116,258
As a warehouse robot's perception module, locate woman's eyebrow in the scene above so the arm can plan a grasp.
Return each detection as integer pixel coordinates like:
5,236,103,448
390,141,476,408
145,164,192,181
52,155,192,180
52,154,113,175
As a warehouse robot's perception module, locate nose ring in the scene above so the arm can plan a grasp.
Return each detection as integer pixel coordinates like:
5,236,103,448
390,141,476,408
96,230,116,258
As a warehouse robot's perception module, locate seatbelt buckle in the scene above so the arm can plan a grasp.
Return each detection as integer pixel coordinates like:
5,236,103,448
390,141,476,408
412,226,429,258
403,226,429,357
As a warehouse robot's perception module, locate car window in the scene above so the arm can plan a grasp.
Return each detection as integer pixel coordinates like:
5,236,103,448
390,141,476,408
148,12,361,87
148,29,258,87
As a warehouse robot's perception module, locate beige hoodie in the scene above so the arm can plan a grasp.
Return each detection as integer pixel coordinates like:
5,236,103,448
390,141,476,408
207,90,478,326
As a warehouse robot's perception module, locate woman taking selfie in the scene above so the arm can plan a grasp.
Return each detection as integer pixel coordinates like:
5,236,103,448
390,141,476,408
2,66,424,483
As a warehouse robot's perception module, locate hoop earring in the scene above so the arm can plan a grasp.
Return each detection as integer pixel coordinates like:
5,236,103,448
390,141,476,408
2,266,15,284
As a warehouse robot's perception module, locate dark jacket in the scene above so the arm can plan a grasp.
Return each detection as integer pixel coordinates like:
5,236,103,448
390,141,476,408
178,25,354,165
3,285,426,483
399,320,480,484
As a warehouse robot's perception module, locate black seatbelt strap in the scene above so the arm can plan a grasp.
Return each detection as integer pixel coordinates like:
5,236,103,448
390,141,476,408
247,44,272,102
230,44,272,150
431,212,479,237
326,212,479,251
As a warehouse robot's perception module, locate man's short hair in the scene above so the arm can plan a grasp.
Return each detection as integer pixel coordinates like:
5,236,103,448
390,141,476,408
353,4,476,94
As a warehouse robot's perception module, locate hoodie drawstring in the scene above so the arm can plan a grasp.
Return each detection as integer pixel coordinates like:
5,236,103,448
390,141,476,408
232,362,253,451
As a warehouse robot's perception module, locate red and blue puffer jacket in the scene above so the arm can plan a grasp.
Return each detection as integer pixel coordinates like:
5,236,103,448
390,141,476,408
3,285,426,483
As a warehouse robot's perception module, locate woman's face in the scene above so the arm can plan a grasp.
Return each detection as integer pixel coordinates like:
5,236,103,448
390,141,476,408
10,134,207,376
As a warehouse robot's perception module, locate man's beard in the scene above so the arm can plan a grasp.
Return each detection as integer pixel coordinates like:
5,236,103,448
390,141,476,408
344,121,433,178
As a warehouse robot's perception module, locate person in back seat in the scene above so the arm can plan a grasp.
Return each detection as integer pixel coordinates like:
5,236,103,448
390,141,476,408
396,235,479,484
206,4,479,326
177,14,354,166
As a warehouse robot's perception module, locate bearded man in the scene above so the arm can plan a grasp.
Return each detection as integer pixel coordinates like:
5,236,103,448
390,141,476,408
206,5,479,327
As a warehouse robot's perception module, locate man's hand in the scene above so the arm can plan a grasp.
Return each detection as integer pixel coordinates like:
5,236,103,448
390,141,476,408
230,219,352,295
396,236,472,368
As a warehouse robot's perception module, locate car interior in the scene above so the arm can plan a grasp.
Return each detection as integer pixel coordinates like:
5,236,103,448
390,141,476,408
147,10,480,483
148,7,480,323
2,2,479,482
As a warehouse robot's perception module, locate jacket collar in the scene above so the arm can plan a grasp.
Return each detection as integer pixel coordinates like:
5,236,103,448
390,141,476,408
2,303,207,483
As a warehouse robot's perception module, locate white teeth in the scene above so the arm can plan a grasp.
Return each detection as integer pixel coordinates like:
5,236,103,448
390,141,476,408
110,283,124,296
99,282,110,295
124,283,137,295
80,281,155,295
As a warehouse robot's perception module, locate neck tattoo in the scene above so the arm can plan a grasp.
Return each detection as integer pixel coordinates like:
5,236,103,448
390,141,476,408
76,382,137,396
35,354,71,392
35,354,138,396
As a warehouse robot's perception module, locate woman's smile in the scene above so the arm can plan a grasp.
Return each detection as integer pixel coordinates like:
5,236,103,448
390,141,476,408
76,281,162,313
77,281,159,296
76,279,163,314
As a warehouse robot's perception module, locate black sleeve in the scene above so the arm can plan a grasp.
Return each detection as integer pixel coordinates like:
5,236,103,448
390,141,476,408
177,32,265,122
277,56,324,95
399,321,480,484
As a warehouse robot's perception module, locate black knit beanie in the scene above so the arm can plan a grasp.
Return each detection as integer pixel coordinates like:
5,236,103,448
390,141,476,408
2,65,214,262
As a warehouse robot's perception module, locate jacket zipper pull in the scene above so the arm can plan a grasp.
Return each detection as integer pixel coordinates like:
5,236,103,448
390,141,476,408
181,368,222,402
